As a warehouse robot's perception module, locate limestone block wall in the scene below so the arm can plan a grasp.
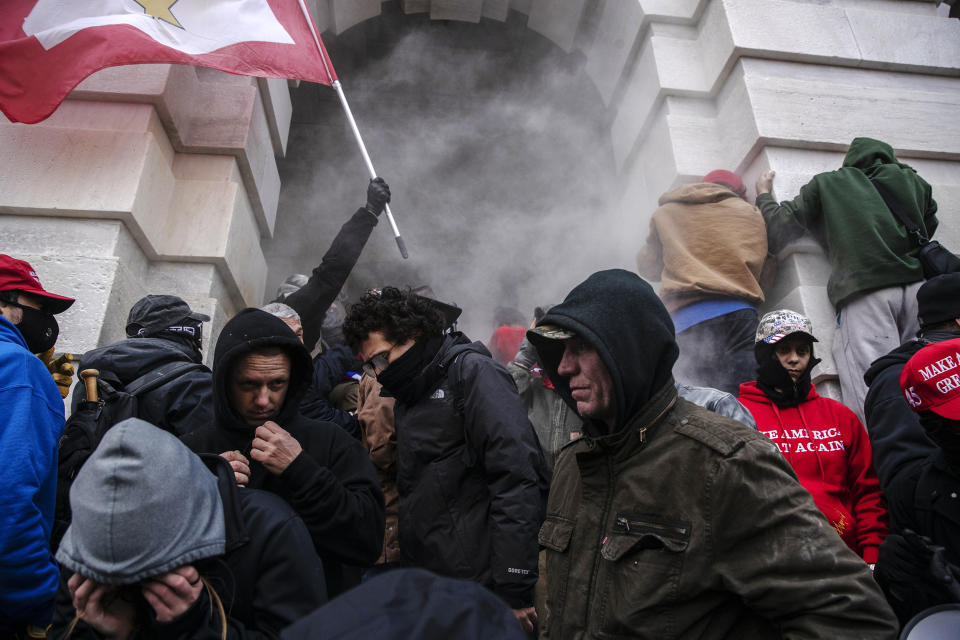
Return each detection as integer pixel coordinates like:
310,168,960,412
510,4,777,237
0,63,288,360
1,0,958,409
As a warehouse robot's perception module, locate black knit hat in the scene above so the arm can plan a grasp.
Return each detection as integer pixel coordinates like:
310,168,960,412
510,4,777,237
918,274,960,327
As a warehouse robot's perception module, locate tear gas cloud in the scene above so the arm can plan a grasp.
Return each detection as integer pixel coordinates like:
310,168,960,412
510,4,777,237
264,7,644,340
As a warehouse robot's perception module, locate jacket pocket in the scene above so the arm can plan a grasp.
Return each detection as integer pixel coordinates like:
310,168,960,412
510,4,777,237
539,516,576,624
432,453,490,578
539,516,574,552
597,513,690,639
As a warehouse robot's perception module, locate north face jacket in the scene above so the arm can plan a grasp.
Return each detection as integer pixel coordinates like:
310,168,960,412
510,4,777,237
757,137,938,308
529,269,898,640
391,333,548,609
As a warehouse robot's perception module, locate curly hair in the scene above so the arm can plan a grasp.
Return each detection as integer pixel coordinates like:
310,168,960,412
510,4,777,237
343,287,446,349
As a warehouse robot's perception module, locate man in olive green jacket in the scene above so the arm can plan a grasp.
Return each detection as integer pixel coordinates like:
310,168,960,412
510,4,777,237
528,269,898,640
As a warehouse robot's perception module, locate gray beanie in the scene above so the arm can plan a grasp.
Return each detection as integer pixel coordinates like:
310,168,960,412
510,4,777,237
56,419,226,585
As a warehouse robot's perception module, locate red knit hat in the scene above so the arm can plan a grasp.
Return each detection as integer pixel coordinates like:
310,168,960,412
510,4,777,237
0,255,74,314
900,338,960,419
702,170,746,197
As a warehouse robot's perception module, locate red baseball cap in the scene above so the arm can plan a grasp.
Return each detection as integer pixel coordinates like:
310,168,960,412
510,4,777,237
702,169,746,197
0,255,75,314
899,338,960,419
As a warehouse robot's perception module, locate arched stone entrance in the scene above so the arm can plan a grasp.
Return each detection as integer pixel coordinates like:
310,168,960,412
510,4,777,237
266,4,621,339
1,0,957,403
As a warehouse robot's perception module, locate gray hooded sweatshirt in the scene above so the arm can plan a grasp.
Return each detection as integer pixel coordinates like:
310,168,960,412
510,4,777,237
56,418,226,585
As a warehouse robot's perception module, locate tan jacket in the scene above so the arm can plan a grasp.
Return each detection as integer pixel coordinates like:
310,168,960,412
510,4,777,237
540,382,898,640
357,375,400,564
637,183,768,312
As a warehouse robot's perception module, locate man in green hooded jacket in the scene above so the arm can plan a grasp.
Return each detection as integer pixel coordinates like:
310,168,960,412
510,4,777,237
756,137,939,420
529,269,898,640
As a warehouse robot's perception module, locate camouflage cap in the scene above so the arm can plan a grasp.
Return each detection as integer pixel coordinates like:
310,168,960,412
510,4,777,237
528,324,577,341
755,309,818,345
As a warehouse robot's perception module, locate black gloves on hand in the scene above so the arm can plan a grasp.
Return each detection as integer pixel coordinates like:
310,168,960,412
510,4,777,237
365,177,391,217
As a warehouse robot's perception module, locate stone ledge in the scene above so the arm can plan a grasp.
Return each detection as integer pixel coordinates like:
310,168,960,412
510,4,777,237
71,65,282,236
0,103,266,309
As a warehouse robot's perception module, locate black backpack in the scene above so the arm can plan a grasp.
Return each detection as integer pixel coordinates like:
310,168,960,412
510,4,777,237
52,360,207,550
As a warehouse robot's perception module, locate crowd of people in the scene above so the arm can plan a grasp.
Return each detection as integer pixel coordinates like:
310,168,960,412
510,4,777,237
2,136,958,639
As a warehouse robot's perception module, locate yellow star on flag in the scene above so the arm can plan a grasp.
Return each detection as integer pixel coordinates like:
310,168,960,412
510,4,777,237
134,0,183,29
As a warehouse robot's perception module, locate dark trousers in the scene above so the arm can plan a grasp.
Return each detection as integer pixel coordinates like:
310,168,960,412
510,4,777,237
674,309,758,396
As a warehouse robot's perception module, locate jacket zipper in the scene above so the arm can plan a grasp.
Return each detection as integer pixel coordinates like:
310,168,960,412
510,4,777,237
585,451,615,632
614,516,689,538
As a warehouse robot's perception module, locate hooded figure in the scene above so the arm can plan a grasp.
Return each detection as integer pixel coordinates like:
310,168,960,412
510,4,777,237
51,418,326,638
738,309,889,563
756,136,939,421
636,171,770,395
180,308,384,597
528,269,898,640
73,294,213,436
873,339,960,624
863,272,960,493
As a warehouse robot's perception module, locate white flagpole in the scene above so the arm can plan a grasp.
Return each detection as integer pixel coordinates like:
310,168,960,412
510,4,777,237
296,0,408,259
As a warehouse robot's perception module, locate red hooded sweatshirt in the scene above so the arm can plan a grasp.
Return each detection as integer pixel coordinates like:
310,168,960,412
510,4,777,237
738,381,888,563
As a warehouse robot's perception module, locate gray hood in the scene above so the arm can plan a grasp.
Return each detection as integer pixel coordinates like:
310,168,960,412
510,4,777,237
56,418,226,585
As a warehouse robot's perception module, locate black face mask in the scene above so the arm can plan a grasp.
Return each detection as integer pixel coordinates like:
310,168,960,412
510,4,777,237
13,304,59,353
919,412,960,472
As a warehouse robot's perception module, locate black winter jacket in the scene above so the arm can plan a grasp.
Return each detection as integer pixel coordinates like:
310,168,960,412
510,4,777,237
75,337,212,435
281,568,526,640
181,309,384,595
391,334,548,609
299,344,361,437
863,333,960,491
876,453,960,621
284,208,378,351
50,455,327,639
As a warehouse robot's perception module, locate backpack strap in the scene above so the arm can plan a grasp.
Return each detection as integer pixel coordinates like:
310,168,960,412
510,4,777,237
446,351,469,416
125,361,209,397
868,177,929,246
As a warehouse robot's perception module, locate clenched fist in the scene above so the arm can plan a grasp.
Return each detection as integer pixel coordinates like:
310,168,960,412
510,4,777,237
250,421,303,475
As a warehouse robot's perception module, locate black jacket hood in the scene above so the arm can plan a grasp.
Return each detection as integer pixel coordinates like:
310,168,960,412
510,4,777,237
213,308,314,432
863,340,922,388
528,269,678,434
79,336,201,380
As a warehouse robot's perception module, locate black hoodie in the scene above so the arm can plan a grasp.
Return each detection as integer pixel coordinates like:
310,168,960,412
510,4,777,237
862,332,960,491
529,269,679,435
181,309,384,594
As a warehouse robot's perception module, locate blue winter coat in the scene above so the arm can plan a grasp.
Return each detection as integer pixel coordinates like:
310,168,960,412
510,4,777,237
0,315,65,630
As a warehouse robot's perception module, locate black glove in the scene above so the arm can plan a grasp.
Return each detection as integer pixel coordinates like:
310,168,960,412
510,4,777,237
365,177,391,216
876,531,960,624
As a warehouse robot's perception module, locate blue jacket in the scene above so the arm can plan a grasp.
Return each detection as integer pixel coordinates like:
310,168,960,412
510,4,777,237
0,315,65,630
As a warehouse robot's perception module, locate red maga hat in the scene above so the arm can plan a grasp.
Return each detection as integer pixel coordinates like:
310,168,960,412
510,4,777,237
0,255,74,314
900,338,960,420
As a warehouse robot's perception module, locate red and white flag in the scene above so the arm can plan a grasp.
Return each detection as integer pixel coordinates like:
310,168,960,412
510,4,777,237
0,0,337,124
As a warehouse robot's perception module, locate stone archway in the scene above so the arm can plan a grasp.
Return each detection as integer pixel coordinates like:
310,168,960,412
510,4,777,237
1,0,957,403
265,4,621,339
